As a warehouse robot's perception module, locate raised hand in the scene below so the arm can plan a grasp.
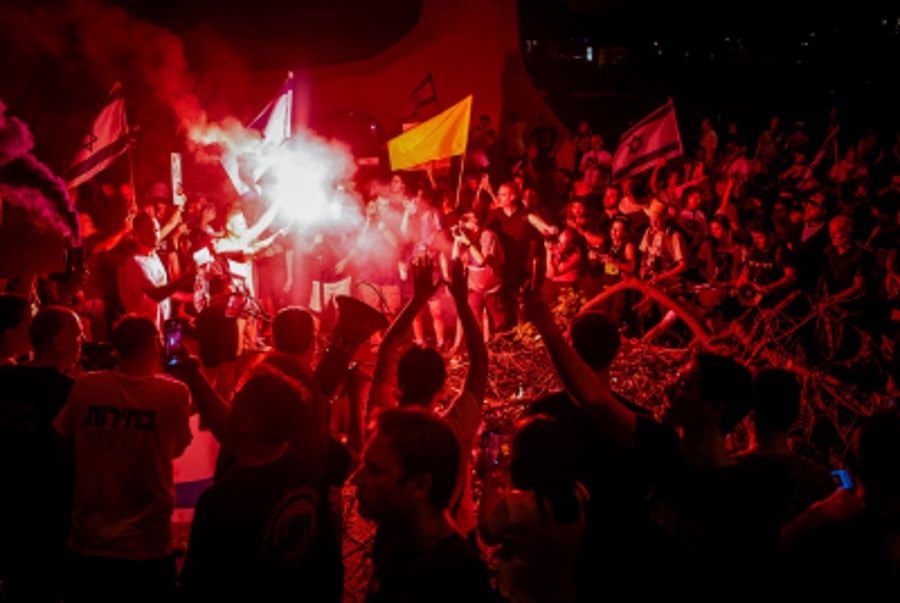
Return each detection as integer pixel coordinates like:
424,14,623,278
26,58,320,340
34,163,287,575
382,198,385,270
412,254,439,302
448,257,468,302
521,285,553,328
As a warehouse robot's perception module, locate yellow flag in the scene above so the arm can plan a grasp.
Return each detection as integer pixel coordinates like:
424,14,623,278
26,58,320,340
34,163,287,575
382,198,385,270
388,95,472,171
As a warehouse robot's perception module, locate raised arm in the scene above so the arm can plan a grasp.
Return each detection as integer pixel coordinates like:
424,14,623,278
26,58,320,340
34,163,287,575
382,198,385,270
168,356,230,444
527,212,557,239
367,257,439,411
244,202,280,246
649,158,665,195
522,292,637,448
449,258,487,399
159,206,184,241
141,265,197,303
93,211,135,254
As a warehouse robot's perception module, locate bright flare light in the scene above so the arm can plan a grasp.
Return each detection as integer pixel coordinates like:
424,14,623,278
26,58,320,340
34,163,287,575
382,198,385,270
189,118,364,230
262,132,360,228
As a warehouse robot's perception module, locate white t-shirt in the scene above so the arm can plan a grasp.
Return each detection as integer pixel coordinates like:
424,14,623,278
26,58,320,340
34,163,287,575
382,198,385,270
53,370,192,560
213,236,255,296
118,252,170,329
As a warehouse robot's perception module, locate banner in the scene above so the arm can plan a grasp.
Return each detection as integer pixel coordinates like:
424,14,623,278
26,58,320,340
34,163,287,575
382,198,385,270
612,98,683,183
66,83,129,190
388,94,471,171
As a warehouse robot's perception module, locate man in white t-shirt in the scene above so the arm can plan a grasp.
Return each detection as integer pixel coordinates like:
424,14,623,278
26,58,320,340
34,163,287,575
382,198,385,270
54,314,192,602
118,213,194,331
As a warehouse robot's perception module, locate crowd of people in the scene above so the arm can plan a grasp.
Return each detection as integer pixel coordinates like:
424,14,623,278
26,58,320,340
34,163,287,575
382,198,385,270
1,104,899,602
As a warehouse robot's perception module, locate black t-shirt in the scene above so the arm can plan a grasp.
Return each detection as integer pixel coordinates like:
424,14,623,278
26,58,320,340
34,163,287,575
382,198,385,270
782,505,900,600
527,391,656,600
745,242,793,287
821,244,873,298
0,366,74,552
485,206,540,284
367,531,492,603
179,451,345,603
634,416,785,598
786,221,830,294
735,451,835,525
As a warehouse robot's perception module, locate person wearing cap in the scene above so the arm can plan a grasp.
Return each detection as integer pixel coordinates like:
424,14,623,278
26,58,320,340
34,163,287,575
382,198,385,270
635,198,689,339
638,197,688,286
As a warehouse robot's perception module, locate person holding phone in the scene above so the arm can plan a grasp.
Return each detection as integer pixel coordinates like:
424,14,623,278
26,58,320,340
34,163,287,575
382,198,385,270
477,414,588,603
780,412,900,600
522,290,784,600
52,315,192,602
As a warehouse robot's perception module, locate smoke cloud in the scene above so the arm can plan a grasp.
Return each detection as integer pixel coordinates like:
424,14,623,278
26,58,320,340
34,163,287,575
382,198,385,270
0,0,364,243
0,100,80,246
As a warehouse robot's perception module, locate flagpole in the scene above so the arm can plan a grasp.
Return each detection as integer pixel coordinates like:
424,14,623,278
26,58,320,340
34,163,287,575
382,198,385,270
454,150,467,209
127,146,138,210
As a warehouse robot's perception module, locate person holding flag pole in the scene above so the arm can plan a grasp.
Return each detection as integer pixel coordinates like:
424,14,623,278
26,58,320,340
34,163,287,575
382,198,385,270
387,94,473,210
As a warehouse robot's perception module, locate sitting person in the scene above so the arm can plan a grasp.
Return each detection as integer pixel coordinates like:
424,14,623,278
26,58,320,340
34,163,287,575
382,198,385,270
735,217,797,308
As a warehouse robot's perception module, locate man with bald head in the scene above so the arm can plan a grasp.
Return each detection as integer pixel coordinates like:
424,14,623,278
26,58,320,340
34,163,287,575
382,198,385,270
816,215,876,359
0,306,84,602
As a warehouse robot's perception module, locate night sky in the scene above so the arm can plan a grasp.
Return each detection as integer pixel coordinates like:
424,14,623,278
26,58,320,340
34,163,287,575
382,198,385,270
0,0,896,178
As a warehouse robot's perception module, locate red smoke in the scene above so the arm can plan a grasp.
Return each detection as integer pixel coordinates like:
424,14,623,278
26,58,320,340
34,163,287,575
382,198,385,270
0,100,80,246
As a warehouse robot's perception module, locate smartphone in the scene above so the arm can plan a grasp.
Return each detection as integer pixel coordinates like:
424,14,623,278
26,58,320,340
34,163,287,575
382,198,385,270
481,429,502,466
831,468,854,491
163,319,184,367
